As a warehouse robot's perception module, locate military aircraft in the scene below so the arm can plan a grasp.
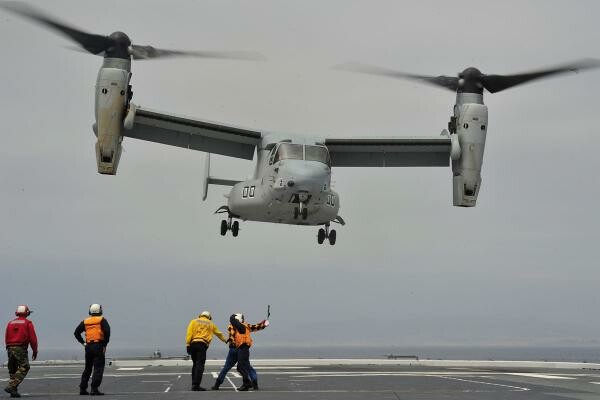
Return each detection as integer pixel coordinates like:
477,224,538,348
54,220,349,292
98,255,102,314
2,2,599,246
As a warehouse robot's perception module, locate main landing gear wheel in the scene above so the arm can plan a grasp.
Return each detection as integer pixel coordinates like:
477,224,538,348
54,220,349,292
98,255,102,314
301,207,308,220
317,224,337,246
293,207,299,219
329,229,337,245
220,216,240,237
317,228,326,244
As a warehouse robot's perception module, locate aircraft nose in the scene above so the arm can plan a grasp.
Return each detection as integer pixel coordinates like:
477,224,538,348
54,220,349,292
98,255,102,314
281,162,328,190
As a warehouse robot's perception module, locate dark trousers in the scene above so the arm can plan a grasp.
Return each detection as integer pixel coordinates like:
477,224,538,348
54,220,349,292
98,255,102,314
236,345,252,385
189,342,208,387
80,343,106,390
216,347,257,385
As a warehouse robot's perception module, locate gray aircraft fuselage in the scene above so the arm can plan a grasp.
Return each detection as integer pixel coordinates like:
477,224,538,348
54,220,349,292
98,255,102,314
227,135,340,226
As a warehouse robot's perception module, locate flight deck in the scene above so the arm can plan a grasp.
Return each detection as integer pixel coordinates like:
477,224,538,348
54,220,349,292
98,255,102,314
3,359,600,399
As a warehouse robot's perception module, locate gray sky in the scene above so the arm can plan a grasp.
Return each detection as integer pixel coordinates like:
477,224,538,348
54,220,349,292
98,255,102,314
1,0,600,358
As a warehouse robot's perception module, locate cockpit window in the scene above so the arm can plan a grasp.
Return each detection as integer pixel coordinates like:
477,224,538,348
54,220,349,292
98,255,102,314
305,145,330,166
274,143,303,163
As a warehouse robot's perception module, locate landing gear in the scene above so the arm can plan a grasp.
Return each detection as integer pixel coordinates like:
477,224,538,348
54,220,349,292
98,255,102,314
317,224,337,246
318,228,326,244
220,216,240,237
294,202,309,220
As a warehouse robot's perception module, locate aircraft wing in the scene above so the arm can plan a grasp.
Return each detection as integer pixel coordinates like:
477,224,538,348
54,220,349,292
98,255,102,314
125,106,262,160
324,137,451,167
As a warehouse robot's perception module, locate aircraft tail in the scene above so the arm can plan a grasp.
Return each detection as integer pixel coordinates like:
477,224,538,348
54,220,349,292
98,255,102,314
202,153,241,201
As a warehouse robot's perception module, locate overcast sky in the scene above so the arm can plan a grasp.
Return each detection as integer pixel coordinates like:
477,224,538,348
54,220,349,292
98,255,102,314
1,0,600,360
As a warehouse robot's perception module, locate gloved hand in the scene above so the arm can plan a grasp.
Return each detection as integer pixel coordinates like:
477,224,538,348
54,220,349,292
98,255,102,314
263,320,270,327
32,352,38,361
186,346,191,355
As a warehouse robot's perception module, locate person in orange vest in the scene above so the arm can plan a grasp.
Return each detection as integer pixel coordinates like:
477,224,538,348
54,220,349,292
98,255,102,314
185,311,227,391
229,313,269,391
4,305,38,398
74,304,111,396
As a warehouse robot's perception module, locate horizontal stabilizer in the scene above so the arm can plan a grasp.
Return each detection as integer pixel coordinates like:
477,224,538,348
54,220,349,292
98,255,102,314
208,177,241,187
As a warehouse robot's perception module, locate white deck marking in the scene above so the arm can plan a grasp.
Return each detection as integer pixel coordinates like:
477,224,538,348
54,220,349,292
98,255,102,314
164,385,171,393
232,372,242,378
226,375,238,392
435,375,530,391
117,367,144,371
590,382,600,384
508,373,576,380
211,372,219,378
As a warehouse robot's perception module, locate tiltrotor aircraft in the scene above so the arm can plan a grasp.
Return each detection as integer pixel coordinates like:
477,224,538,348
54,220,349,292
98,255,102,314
3,3,599,246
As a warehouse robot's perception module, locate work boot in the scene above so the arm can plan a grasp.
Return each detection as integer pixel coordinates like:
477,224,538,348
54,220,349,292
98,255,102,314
237,383,251,391
211,382,221,390
191,385,206,391
4,386,20,398
80,389,90,395
252,380,259,390
90,388,104,396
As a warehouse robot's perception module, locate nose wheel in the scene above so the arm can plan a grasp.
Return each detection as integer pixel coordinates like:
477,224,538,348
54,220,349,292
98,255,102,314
317,224,336,245
220,216,240,237
294,202,309,220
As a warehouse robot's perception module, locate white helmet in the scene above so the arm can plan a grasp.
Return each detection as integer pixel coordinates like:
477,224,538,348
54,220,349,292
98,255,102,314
15,305,31,317
89,304,103,316
200,311,212,320
234,313,244,323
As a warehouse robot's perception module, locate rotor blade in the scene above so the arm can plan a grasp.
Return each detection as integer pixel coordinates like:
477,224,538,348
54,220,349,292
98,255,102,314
334,62,459,91
130,45,265,61
0,1,114,55
481,59,600,93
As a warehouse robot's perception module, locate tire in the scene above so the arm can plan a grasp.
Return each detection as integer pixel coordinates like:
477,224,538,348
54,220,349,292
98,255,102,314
232,221,240,237
293,207,299,219
302,207,308,220
220,220,228,236
329,229,337,245
317,228,326,244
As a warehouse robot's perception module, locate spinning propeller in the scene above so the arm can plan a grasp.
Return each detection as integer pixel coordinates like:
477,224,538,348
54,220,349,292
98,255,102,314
336,59,600,94
0,1,264,61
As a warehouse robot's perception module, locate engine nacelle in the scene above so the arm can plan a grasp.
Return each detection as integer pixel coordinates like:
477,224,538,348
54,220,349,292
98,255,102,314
94,59,130,175
452,103,488,207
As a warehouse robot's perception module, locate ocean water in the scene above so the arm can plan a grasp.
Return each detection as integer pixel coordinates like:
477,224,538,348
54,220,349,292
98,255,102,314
3,345,600,364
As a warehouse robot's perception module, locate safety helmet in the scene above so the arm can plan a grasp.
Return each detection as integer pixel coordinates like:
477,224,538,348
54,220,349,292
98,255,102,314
15,305,31,317
234,313,244,323
200,311,212,320
89,304,103,316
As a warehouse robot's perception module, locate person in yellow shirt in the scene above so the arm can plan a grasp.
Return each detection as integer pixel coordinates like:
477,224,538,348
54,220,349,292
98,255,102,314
185,311,226,391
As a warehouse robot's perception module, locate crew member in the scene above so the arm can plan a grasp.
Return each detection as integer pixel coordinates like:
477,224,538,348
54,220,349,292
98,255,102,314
4,305,38,398
74,304,111,396
211,315,259,391
185,311,227,391
229,313,269,391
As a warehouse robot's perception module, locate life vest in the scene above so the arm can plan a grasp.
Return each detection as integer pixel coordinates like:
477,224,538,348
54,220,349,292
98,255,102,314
5,318,29,346
234,323,253,348
84,316,105,343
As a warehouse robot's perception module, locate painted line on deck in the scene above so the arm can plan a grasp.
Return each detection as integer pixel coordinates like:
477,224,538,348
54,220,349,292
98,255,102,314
232,372,242,378
226,375,238,392
435,375,530,392
117,367,144,371
507,373,576,380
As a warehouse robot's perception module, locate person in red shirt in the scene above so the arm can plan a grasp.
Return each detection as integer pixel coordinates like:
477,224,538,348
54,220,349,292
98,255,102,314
4,305,38,398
